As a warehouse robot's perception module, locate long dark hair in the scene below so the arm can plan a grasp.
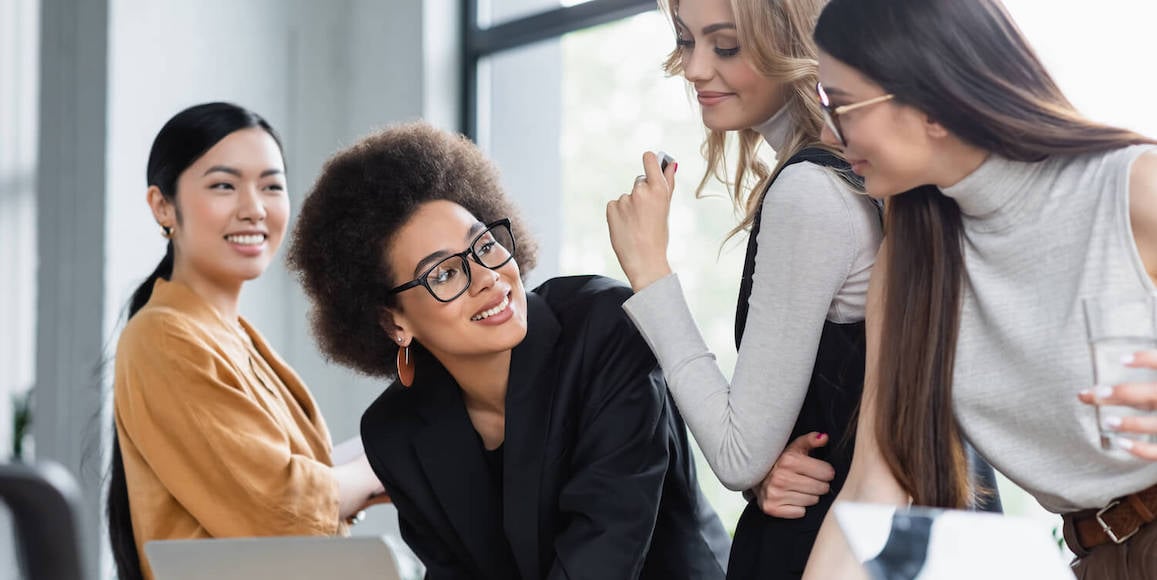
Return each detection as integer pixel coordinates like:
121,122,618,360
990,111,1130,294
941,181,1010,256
108,102,281,580
815,0,1157,508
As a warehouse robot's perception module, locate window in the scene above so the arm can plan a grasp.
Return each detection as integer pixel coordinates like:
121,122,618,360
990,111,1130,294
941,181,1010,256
467,0,749,529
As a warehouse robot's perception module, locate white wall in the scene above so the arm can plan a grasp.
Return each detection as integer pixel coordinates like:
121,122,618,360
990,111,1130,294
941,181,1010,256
0,0,39,463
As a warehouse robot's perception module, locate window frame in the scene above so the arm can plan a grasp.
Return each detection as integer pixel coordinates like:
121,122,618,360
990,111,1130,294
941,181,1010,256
461,0,656,139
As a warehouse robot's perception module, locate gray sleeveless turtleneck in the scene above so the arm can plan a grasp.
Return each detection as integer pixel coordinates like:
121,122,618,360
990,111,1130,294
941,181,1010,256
943,144,1157,513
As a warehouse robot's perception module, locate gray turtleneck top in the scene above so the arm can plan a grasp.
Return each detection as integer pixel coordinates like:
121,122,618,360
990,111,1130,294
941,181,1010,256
622,108,882,491
944,145,1157,512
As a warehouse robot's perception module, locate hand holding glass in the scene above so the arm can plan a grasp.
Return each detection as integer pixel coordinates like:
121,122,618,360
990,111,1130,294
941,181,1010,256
1082,294,1157,450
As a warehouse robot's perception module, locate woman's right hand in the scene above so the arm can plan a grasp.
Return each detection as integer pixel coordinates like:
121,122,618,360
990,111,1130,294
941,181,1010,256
606,151,678,292
756,432,836,518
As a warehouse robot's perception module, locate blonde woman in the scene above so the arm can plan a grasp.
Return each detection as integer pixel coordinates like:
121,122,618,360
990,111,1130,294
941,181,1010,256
608,0,881,577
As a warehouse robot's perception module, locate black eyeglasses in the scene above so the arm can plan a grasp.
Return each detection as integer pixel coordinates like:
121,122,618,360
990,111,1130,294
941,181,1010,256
816,81,894,146
387,219,516,303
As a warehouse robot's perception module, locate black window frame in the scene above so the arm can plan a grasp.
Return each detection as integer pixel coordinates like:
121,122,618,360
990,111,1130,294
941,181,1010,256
461,0,656,140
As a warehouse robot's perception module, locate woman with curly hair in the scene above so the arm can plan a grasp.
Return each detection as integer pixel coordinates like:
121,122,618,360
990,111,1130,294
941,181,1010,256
287,121,730,580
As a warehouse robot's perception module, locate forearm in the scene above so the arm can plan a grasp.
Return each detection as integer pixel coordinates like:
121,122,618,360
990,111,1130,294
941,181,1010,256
332,454,383,519
624,274,824,490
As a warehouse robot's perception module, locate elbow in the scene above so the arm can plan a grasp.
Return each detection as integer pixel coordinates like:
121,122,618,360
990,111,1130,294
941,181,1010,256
716,468,763,493
707,445,771,491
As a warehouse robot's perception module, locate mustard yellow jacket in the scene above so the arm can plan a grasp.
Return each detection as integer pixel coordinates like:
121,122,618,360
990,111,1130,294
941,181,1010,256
114,279,343,579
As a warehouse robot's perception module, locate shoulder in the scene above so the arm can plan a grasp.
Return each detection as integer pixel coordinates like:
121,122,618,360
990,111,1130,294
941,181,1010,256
1124,146,1157,222
117,305,217,360
1129,147,1157,194
531,275,656,368
361,381,418,432
530,275,635,323
765,161,861,220
760,161,879,256
1126,148,1157,280
360,378,434,464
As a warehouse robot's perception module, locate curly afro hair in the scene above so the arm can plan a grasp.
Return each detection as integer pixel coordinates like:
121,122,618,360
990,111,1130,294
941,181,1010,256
287,121,538,378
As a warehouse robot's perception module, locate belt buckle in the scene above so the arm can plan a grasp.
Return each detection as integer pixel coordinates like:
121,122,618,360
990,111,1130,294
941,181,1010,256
1096,500,1140,544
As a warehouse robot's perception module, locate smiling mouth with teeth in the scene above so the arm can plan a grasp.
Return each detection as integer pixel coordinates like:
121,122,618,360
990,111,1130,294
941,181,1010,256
225,234,266,246
471,294,510,321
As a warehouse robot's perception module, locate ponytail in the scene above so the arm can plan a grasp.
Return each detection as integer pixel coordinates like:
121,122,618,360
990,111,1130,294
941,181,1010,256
127,242,174,318
107,241,173,580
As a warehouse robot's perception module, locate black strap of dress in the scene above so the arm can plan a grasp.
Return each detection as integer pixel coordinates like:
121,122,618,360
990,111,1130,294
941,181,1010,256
734,147,872,348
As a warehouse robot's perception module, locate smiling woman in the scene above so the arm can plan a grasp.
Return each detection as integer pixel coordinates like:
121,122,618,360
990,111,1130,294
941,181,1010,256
288,121,732,580
107,103,386,580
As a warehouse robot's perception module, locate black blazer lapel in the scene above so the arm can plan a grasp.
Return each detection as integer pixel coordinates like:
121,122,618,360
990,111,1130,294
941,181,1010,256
411,355,514,579
502,293,562,580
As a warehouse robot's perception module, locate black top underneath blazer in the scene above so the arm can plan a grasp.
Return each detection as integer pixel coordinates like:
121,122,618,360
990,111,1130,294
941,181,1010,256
362,275,730,580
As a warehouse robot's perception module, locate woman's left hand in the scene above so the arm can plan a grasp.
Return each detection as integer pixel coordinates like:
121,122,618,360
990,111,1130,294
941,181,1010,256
606,151,678,292
1079,349,1157,460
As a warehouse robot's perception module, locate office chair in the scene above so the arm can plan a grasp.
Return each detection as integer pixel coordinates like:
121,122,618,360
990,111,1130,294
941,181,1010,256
0,461,85,580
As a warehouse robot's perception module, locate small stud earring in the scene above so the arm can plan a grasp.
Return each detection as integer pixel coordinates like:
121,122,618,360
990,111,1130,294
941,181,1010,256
160,225,173,239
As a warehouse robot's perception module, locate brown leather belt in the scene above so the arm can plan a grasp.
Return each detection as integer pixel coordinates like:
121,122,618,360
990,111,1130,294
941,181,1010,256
1063,482,1157,553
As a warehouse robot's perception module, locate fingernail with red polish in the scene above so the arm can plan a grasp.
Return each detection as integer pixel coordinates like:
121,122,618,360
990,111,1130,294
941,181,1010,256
672,162,678,174
818,433,828,440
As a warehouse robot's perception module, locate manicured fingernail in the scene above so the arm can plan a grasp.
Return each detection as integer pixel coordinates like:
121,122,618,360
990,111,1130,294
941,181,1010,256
1102,416,1123,431
1121,353,1136,365
1094,385,1114,399
818,433,828,440
672,162,679,173
1113,437,1135,451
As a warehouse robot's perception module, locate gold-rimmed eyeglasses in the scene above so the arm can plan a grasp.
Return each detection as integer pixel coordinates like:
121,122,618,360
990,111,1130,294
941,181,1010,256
816,81,895,146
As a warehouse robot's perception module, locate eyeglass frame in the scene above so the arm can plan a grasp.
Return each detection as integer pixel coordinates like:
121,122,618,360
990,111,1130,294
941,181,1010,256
386,218,516,303
816,81,895,146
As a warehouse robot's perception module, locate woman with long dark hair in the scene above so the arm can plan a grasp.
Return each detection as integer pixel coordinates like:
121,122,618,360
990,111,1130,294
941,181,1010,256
800,0,1157,576
107,102,382,580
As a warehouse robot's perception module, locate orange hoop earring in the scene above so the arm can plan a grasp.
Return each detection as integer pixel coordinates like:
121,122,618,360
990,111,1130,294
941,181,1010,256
396,345,414,387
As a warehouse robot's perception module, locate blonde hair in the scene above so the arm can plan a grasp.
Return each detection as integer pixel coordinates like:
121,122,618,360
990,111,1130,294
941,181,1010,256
660,0,838,240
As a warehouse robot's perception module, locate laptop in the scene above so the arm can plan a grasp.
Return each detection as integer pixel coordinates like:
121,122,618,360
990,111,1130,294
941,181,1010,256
833,502,1075,579
145,535,405,580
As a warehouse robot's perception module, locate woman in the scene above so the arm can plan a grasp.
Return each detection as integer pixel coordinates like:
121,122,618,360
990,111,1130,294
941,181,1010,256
287,122,731,580
607,0,884,577
801,0,1157,577
107,103,383,580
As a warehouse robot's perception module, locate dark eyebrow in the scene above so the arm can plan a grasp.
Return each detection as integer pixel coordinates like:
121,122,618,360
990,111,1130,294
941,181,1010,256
202,165,285,178
466,221,486,240
413,250,451,278
203,165,241,177
410,222,488,277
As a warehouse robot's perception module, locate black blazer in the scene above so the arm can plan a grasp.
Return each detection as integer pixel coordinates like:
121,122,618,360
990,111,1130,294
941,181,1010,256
362,276,730,580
